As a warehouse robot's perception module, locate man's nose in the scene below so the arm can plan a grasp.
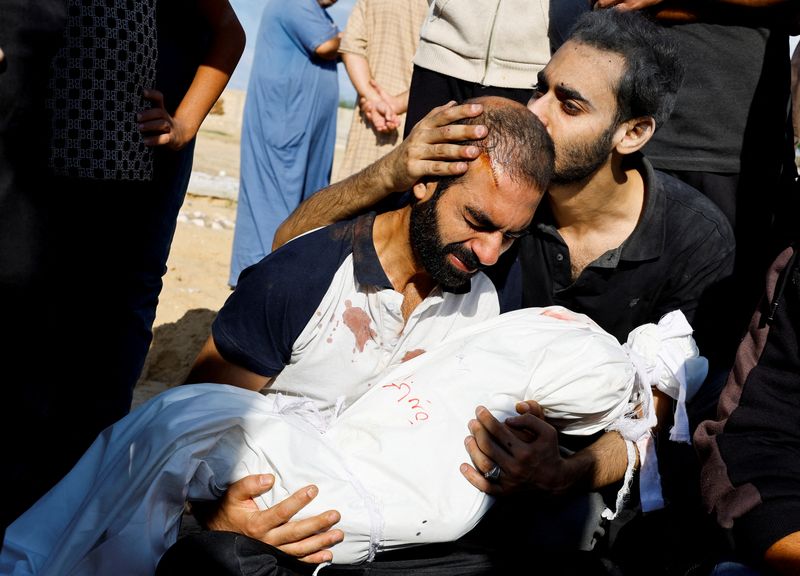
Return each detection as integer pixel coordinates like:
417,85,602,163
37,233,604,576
471,232,505,267
527,95,548,127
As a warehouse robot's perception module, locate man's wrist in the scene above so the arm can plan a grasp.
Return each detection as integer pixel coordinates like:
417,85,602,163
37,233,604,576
373,145,406,193
549,452,593,495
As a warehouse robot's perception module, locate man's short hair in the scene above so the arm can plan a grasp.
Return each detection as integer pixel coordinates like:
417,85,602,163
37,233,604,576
438,97,555,195
569,9,684,129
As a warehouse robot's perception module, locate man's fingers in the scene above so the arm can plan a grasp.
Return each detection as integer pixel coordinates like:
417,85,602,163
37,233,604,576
411,159,469,178
459,462,502,495
142,134,172,147
277,526,344,558
516,400,545,418
138,118,171,134
420,102,484,129
463,432,498,474
227,474,276,503
504,412,551,443
264,508,341,545
136,107,169,123
299,549,335,565
474,406,522,454
142,88,165,109
253,484,320,531
425,141,482,159
505,411,551,434
421,124,487,146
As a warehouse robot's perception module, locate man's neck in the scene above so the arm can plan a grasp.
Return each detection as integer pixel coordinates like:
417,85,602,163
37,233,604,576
373,208,436,320
547,157,645,279
548,158,644,229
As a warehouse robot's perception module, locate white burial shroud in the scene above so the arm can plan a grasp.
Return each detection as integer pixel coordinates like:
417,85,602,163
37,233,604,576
3,307,655,575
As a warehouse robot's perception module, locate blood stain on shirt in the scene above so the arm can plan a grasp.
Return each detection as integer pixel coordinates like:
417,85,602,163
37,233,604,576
401,349,425,362
343,300,376,352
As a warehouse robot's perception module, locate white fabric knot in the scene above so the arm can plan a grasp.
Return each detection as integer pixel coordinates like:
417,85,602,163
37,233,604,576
623,310,708,443
604,310,708,517
270,393,346,433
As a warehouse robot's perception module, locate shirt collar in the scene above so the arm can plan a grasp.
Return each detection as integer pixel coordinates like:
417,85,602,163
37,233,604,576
533,153,665,263
352,213,394,289
617,154,666,262
351,212,472,294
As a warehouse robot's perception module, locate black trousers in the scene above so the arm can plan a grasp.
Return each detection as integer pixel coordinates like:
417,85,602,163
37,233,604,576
157,491,617,576
156,530,617,576
403,65,534,139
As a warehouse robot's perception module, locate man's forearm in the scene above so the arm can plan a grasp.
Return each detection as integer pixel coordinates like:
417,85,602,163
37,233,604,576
272,154,400,249
273,101,488,249
565,431,633,491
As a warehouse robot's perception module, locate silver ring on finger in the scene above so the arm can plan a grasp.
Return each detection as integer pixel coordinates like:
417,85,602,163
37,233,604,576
484,464,501,482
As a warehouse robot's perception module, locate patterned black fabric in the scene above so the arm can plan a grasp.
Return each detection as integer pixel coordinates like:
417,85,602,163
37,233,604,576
47,0,157,180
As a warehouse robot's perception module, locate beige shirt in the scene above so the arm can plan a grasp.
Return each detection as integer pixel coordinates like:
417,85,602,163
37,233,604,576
336,0,428,179
414,0,550,89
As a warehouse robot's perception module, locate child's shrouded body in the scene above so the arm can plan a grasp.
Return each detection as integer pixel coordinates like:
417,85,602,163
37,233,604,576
3,307,695,574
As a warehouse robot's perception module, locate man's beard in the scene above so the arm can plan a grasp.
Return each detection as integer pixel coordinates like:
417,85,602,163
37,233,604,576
550,124,616,185
409,187,482,291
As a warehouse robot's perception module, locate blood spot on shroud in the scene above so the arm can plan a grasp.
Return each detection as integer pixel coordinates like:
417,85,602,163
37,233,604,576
401,349,425,362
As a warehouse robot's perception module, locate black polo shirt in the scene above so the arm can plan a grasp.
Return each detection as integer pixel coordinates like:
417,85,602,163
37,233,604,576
517,155,735,366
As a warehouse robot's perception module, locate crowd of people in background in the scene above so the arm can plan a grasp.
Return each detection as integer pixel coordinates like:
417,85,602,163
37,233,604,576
1,1,799,575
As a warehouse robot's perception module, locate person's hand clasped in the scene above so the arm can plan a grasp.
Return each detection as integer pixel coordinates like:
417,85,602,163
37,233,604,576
196,473,344,564
361,79,400,133
461,401,572,496
360,95,398,133
137,88,192,151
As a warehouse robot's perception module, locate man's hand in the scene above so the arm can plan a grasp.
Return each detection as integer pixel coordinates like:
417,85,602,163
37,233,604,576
461,402,577,496
381,101,488,191
137,88,192,151
272,100,490,249
196,473,344,564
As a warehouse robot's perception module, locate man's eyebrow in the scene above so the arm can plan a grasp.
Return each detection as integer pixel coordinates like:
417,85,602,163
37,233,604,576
465,206,528,236
539,69,591,108
554,83,589,106
465,206,499,229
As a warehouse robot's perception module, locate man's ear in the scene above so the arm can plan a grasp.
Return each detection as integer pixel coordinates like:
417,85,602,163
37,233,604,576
413,180,437,202
614,116,656,156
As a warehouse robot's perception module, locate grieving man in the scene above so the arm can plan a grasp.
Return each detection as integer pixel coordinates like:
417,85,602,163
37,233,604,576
259,9,734,573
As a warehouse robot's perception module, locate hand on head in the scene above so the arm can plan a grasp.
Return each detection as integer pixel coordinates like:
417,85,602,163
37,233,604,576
193,473,344,564
383,101,488,192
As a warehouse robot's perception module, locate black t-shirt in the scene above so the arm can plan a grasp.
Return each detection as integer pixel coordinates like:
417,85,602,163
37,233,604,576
644,12,790,176
518,155,735,366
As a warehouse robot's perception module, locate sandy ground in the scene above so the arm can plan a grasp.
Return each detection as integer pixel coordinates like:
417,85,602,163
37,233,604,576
132,89,353,406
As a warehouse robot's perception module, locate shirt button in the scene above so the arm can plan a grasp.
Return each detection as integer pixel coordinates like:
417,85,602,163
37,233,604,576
555,253,564,262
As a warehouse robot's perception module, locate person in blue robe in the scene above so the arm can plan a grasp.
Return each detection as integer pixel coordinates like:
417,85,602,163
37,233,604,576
229,0,340,287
